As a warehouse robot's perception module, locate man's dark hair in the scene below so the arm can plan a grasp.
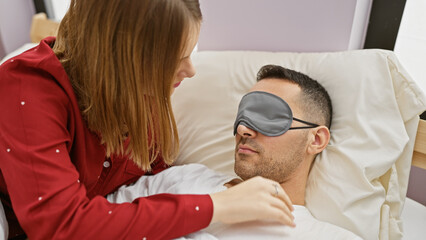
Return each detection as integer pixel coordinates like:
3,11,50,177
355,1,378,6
256,64,333,128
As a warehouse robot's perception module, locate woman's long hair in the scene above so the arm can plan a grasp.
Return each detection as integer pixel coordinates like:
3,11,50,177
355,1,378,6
53,0,202,170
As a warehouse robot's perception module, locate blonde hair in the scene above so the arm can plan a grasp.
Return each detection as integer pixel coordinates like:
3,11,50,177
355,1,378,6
53,0,202,170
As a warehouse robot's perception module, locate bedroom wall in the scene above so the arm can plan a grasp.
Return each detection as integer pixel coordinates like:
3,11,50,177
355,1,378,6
43,0,70,21
0,0,35,59
197,0,372,52
395,0,426,95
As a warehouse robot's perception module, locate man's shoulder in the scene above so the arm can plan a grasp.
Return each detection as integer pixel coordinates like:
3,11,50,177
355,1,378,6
164,164,236,193
127,164,236,196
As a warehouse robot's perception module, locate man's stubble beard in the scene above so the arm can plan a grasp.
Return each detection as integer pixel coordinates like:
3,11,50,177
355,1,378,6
234,136,306,183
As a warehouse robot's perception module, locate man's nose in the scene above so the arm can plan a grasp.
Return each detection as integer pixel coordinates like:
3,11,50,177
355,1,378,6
236,124,257,138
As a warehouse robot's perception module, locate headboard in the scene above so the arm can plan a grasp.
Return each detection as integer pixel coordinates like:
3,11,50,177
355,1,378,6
413,119,426,170
29,13,59,43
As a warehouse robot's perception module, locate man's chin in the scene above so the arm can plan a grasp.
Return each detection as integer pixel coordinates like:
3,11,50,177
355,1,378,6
234,160,256,181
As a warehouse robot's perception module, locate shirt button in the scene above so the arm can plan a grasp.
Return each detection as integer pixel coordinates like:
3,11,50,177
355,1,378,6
103,161,111,168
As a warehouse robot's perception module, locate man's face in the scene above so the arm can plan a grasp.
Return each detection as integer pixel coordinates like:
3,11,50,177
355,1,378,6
234,79,310,183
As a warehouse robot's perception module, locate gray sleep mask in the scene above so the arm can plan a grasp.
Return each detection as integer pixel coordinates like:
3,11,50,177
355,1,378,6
233,91,319,136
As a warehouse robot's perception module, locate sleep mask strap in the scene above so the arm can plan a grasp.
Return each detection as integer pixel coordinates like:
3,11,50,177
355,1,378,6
289,117,319,130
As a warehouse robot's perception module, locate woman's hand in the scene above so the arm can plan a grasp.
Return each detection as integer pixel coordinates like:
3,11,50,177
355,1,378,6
210,176,295,227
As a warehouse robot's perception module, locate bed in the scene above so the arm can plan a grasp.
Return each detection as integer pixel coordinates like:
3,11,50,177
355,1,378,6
170,50,426,240
1,12,426,240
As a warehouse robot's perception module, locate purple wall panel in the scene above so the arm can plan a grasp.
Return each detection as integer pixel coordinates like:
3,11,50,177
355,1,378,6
407,166,426,205
0,0,35,59
198,0,366,52
0,32,5,58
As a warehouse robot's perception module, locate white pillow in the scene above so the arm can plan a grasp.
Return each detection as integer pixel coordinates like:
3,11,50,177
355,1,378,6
171,50,426,240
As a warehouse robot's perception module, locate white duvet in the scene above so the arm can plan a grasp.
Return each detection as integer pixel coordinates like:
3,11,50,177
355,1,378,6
107,164,361,239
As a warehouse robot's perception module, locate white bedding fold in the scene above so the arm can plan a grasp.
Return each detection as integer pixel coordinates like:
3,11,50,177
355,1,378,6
107,164,361,239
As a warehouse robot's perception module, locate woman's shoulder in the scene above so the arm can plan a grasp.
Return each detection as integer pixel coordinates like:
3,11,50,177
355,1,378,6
1,37,66,81
0,37,75,106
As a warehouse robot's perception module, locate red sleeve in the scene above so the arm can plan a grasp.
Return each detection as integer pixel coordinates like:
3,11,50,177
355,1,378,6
0,57,213,239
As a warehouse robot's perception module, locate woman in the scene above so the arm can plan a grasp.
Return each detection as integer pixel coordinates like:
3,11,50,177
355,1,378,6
0,0,294,239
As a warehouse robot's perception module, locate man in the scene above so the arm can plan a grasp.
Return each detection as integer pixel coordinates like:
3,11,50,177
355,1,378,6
231,64,332,206
108,65,361,239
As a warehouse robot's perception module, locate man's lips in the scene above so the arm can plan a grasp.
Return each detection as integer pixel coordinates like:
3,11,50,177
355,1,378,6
238,145,258,154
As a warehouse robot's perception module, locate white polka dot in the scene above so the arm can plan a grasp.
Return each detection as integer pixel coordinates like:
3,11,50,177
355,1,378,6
97,176,100,179
195,206,200,211
21,101,25,106
103,161,111,168
108,210,112,214
77,180,80,183
6,149,11,152
11,60,14,62
38,197,42,201
56,149,60,153
142,237,147,240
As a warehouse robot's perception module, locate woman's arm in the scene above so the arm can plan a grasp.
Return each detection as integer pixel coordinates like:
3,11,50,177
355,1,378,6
0,53,213,240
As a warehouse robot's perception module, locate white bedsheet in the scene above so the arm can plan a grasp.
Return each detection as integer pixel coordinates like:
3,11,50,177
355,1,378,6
107,164,361,239
401,198,426,240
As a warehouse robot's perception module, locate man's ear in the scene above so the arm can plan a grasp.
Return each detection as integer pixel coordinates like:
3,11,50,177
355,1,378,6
307,126,330,155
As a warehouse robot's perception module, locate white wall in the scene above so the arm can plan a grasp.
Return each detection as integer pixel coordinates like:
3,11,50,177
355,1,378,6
47,0,70,21
394,0,426,206
394,0,426,93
